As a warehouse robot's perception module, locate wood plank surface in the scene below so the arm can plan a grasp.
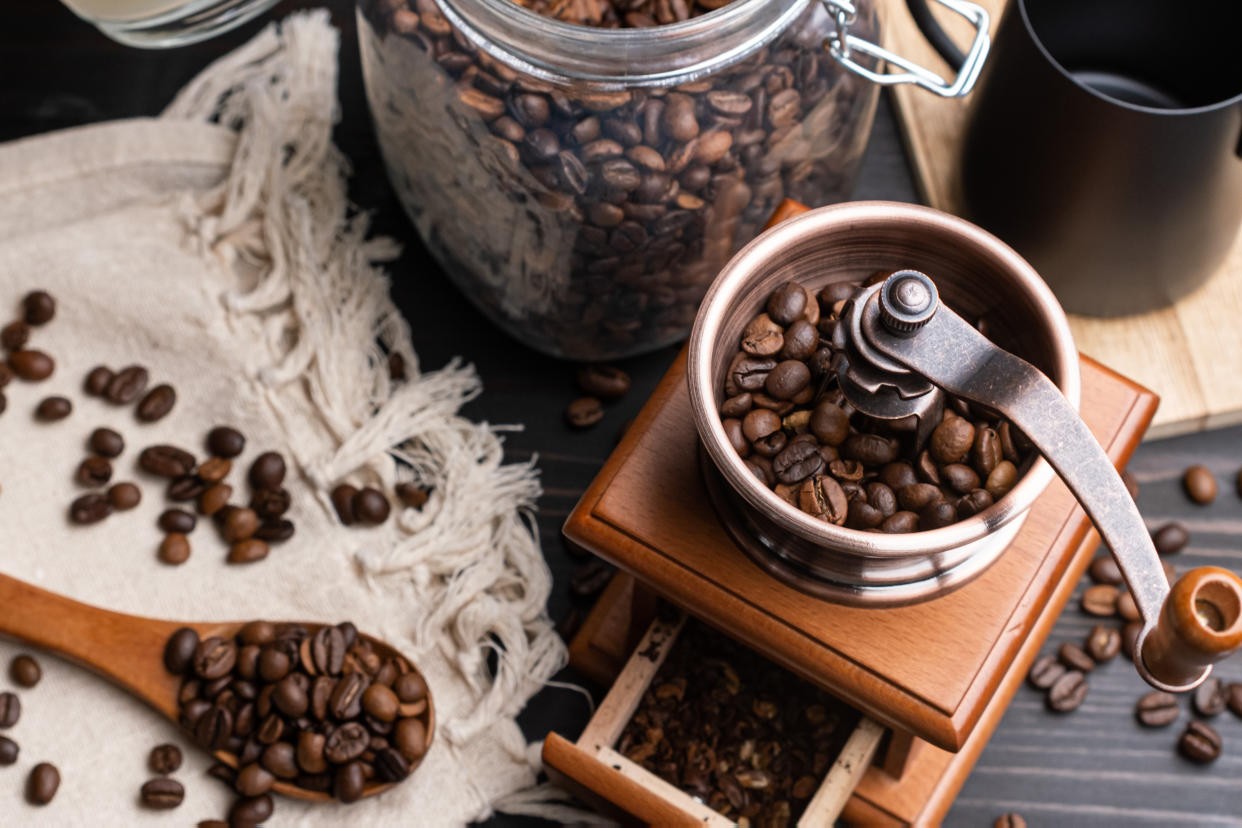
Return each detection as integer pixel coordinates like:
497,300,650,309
8,2,1242,824
884,0,1242,440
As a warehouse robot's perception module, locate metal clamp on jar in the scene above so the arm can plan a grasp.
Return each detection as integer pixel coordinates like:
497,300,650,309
689,202,1242,693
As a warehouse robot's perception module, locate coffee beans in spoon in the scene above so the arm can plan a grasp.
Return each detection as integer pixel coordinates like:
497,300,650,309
163,621,432,804
719,278,1036,531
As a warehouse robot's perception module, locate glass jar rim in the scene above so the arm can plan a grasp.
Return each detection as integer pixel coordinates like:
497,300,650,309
437,0,815,87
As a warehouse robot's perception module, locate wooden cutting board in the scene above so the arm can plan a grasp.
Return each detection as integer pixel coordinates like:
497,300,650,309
882,0,1242,439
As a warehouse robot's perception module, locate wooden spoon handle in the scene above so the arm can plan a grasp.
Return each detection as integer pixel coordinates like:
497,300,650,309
0,571,185,719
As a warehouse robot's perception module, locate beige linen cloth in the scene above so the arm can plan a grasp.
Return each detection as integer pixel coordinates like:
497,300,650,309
0,10,587,825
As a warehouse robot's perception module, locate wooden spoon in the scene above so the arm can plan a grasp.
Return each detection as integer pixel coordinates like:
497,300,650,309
0,571,435,802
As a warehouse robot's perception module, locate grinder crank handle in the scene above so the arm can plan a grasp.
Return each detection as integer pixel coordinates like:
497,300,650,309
862,272,1242,693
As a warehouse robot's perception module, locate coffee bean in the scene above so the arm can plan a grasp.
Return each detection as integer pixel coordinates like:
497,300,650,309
140,444,197,478
196,456,231,484
363,684,400,722
880,511,920,533
1081,583,1119,617
254,519,295,543
347,487,388,525
842,434,899,467
741,313,784,357
236,763,275,797
375,747,410,782
1117,589,1140,622
1193,676,1227,717
23,290,56,325
576,365,630,399
919,501,957,530
229,794,274,826
565,396,604,428
570,558,614,598
159,533,191,565
106,364,149,404
1058,641,1095,673
221,507,259,543
1122,621,1142,659
207,426,246,459
1178,720,1222,763
394,673,428,704
159,508,197,534
1135,690,1179,727
106,482,140,510
89,427,125,457
75,455,113,487
395,717,427,762
149,743,182,774
1226,682,1242,719
1088,554,1123,585
994,815,1026,828
136,384,176,422
249,452,287,489
251,487,290,519
260,740,299,779
0,736,17,765
69,492,112,524
766,282,806,326
930,417,974,464
772,439,823,485
1046,670,1088,712
298,731,328,774
332,483,358,524
1152,522,1189,555
199,483,232,517
9,349,54,380
798,474,847,525
165,627,200,674
34,395,71,421
0,692,20,727
1,320,30,351
897,483,941,512
26,762,59,805
1183,465,1217,504
140,777,185,809
395,483,429,510
84,366,114,396
195,704,234,750
10,654,40,688
195,637,238,680
168,474,208,501
1085,625,1121,663
229,539,270,564
335,761,367,803
324,722,369,764
1027,653,1066,690
742,408,780,442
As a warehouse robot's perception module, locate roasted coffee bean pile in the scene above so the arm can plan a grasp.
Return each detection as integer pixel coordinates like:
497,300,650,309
0,653,61,806
360,0,876,358
618,618,857,822
718,277,1035,532
1,290,58,416
565,364,631,430
164,621,431,810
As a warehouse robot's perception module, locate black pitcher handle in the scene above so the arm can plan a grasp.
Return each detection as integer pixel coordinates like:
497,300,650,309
905,0,966,71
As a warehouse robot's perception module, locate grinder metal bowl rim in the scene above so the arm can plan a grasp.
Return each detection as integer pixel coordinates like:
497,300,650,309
687,201,1081,559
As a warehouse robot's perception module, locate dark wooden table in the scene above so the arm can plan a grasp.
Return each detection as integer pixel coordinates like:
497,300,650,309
5,2,1242,824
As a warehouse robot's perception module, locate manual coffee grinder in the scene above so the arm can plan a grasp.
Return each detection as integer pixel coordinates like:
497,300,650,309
548,201,1242,825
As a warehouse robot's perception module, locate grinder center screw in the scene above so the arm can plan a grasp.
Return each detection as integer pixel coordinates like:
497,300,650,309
879,270,939,335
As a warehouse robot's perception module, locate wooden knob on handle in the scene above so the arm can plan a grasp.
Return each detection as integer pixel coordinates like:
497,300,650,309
1141,566,1242,690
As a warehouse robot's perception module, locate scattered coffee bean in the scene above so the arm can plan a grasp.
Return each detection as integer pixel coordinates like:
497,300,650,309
23,290,56,325
199,483,232,517
222,507,260,543
10,654,41,688
1117,589,1140,622
566,396,605,428
237,763,275,797
576,364,631,399
9,349,55,381
1178,720,1222,763
1193,676,1227,717
34,395,71,421
84,365,114,396
1135,691,1179,727
75,455,113,487
1226,683,1242,719
0,692,19,728
1122,620,1142,659
1080,583,1119,617
352,487,391,525
1047,670,1088,712
149,743,183,774
228,539,270,564
159,534,192,565
249,452,287,489
1085,625,1121,663
0,736,17,765
1,320,30,351
1183,465,1217,504
26,762,59,805
207,426,246,459
229,794,274,825
69,492,112,524
89,427,125,458
136,383,177,422
331,484,358,525
198,456,231,483
250,487,289,519
1087,554,1123,585
1151,522,1189,555
139,444,197,478
140,777,185,809
254,519,295,543
106,364,150,404
1057,642,1095,673
994,815,1027,828
167,474,207,502
395,482,429,510
1027,654,1065,690
159,508,197,534
164,628,200,674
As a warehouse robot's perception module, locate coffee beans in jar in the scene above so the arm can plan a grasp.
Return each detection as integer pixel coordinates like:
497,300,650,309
358,0,881,359
717,277,1036,532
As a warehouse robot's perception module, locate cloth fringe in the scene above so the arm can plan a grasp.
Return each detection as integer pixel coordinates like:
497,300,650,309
162,9,576,818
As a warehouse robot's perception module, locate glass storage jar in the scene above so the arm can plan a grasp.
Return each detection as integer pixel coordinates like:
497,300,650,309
358,0,883,359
